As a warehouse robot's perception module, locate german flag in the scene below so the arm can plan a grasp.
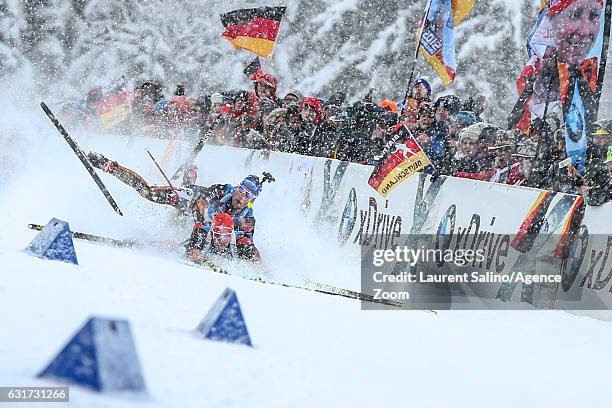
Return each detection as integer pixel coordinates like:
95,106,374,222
221,6,286,58
510,190,554,253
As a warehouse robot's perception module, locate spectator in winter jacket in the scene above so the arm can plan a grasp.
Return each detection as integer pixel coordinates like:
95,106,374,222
580,163,611,206
237,101,277,149
448,110,477,152
525,115,562,188
293,97,323,155
421,96,460,175
311,102,345,158
251,71,281,107
132,80,164,125
512,139,538,185
475,124,499,171
586,121,611,170
542,129,581,194
408,103,434,134
327,91,348,109
283,89,304,108
573,121,612,205
455,131,525,185
434,95,461,124
361,111,398,165
212,90,250,146
512,138,537,184
453,124,482,173
379,99,398,113
402,77,432,129
333,101,380,162
262,107,294,152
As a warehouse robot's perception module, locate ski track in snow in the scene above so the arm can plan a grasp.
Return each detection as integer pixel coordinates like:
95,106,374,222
2,99,612,407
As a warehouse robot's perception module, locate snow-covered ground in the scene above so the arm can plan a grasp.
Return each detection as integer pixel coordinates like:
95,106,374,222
2,97,612,407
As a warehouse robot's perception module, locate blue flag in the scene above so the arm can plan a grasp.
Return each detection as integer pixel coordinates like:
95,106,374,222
563,80,588,174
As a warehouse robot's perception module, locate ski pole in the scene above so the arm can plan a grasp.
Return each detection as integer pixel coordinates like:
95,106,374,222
146,150,176,191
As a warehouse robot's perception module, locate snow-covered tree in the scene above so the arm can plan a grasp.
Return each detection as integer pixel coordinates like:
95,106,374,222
1,0,608,122
0,0,29,75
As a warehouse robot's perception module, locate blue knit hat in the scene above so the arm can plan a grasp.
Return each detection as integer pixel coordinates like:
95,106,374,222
451,111,477,127
412,77,431,96
240,175,262,197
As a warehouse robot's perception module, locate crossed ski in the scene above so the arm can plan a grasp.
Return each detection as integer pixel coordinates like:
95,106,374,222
27,223,404,308
40,101,123,215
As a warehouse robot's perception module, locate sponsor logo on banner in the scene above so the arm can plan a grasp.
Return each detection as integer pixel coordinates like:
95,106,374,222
337,189,403,250
314,160,349,226
338,188,358,247
368,135,431,198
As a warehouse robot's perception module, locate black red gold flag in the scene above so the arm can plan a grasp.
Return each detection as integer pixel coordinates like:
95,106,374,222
221,6,286,58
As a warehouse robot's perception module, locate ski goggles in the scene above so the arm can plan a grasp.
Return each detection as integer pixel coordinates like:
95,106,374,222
237,185,257,201
212,226,233,238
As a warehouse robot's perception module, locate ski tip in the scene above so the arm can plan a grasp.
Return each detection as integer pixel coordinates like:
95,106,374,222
115,208,124,216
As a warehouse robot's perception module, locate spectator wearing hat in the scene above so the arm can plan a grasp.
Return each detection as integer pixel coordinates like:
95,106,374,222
401,76,432,129
361,111,399,165
587,120,611,167
434,95,461,124
453,124,483,173
524,115,562,188
421,95,461,175
213,90,254,146
409,103,434,133
448,110,477,155
251,72,280,104
312,98,348,158
455,129,525,185
292,97,323,155
512,139,537,185
574,120,612,205
580,162,611,206
412,77,432,101
262,107,296,152
283,89,304,108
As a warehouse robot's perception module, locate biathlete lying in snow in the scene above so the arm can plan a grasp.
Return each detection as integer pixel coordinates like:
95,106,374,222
86,151,274,262
185,212,259,264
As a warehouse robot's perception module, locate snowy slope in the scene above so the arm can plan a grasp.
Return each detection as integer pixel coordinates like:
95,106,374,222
4,230,612,408
2,99,612,407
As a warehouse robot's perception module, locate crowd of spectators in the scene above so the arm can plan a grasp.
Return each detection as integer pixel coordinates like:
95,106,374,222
79,73,612,206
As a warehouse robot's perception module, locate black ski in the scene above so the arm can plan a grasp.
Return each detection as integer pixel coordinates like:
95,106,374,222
186,259,405,308
40,101,123,216
28,223,180,250
170,129,212,181
27,222,401,307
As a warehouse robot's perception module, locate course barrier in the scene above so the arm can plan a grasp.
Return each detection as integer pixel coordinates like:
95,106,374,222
196,146,612,313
